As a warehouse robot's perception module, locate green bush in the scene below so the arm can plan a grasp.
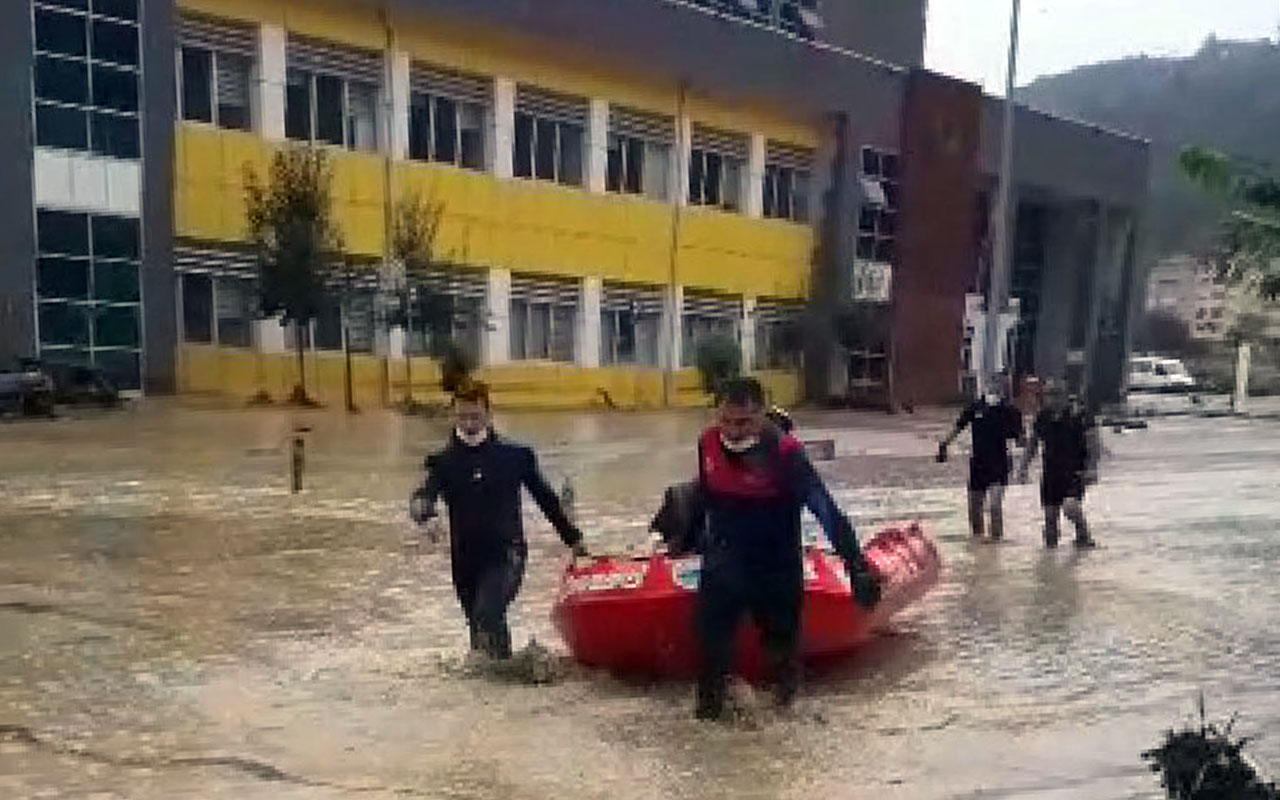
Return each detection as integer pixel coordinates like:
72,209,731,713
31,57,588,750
695,333,742,399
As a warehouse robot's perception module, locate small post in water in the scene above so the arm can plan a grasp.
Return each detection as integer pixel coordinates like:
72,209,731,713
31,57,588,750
290,430,306,493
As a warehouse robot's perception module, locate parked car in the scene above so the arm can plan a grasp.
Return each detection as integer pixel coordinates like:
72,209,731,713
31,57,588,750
0,361,56,417
1129,355,1196,393
19,359,120,407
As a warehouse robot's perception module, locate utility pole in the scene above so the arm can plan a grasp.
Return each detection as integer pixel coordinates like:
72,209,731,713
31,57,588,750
662,82,688,408
982,0,1021,396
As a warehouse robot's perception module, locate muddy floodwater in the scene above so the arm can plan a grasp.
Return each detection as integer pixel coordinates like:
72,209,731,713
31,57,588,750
1,401,1278,799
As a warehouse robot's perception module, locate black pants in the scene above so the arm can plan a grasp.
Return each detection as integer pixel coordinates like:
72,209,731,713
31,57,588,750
696,557,803,715
451,544,526,659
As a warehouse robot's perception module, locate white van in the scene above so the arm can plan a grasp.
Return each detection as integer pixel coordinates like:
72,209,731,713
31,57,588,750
1129,355,1196,393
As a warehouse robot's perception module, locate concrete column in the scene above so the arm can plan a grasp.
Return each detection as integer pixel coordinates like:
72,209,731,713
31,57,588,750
745,133,766,218
586,99,609,194
254,317,287,354
490,78,515,179
256,24,287,141
741,297,757,371
577,276,602,368
388,325,406,359
673,115,691,207
661,285,684,370
483,267,511,365
387,51,410,160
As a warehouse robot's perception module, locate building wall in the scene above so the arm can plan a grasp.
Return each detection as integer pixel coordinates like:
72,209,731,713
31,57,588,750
0,0,36,367
822,0,926,67
891,70,982,406
142,0,178,392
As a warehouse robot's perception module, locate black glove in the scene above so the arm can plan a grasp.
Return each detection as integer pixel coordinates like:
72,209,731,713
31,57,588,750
847,555,882,610
408,487,434,524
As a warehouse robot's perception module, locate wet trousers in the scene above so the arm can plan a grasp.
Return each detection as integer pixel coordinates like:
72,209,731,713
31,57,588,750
451,544,526,659
696,557,803,717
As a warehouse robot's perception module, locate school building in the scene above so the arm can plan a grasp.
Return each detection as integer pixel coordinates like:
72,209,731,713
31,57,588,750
0,0,1150,409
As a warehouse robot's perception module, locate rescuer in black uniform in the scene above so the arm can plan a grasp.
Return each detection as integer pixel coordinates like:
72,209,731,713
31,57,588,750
1018,380,1100,549
939,376,1026,542
411,382,588,659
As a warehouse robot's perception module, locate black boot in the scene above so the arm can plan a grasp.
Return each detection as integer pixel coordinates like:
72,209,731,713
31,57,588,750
773,660,800,709
695,677,726,721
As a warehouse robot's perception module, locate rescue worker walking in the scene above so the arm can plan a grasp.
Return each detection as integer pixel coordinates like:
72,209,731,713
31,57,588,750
1018,380,1100,549
411,383,588,659
692,378,880,720
939,377,1025,542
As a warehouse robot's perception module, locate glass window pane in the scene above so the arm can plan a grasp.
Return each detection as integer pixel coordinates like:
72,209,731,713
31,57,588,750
459,103,485,170
95,0,139,21
215,277,254,348
215,52,252,130
95,305,139,348
408,93,431,161
93,64,137,112
776,167,792,220
636,314,659,366
721,157,741,211
704,152,722,207
314,75,344,146
762,166,777,218
91,112,139,158
643,142,670,201
624,138,643,194
551,305,575,362
94,260,139,302
688,151,705,205
347,81,377,151
509,299,527,359
36,103,89,150
605,135,622,193
35,9,87,57
432,96,457,163
40,0,88,10
94,349,140,391
91,215,139,259
559,123,583,186
285,70,311,141
534,119,557,181
38,256,90,299
513,113,533,178
92,19,138,66
181,273,213,342
529,304,550,358
39,302,90,346
38,210,90,255
35,55,88,105
794,171,810,222
180,48,212,121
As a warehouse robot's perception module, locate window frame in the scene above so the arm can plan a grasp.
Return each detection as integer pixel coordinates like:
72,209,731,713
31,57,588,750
408,90,487,171
513,111,585,188
688,147,745,213
177,43,252,131
285,67,380,153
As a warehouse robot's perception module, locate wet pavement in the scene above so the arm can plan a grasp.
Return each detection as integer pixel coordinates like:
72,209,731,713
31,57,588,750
1,401,1278,799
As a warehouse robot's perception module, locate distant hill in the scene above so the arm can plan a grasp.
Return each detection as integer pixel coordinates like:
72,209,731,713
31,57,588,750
1020,38,1280,259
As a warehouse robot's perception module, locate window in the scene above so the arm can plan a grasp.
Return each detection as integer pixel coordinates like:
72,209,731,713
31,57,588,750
513,86,587,187
689,125,747,212
763,141,814,223
285,36,383,152
36,210,143,390
755,302,804,369
214,277,255,348
31,1,139,158
600,284,662,366
682,292,741,367
179,44,252,130
607,106,674,201
857,146,899,263
182,273,214,343
409,64,489,171
509,277,578,361
1211,308,1224,320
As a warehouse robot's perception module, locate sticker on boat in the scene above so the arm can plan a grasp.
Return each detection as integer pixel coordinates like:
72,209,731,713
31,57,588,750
567,566,648,593
671,557,701,591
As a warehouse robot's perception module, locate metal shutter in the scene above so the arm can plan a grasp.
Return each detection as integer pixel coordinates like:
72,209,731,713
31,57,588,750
601,283,665,315
609,106,674,144
178,13,256,56
755,298,806,325
287,34,383,84
515,86,588,126
510,274,580,305
410,63,491,105
691,124,748,159
410,266,487,301
175,242,256,278
684,290,741,319
766,140,815,171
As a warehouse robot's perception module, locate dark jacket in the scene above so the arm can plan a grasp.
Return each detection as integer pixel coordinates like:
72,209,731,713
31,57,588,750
693,426,861,571
414,431,582,560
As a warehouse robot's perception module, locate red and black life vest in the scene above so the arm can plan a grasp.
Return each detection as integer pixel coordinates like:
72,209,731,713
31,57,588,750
698,427,804,502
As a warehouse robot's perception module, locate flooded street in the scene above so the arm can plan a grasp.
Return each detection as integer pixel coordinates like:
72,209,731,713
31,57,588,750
1,402,1278,799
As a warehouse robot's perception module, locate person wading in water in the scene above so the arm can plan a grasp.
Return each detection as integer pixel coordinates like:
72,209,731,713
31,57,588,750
939,376,1026,542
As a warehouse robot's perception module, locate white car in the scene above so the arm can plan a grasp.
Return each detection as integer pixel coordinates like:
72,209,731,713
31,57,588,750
1129,356,1196,393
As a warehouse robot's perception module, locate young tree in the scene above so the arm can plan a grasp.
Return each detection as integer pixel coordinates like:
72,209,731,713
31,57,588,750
695,333,742,400
390,192,449,403
244,148,344,405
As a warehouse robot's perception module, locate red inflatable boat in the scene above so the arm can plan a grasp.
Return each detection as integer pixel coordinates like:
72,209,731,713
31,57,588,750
552,524,941,680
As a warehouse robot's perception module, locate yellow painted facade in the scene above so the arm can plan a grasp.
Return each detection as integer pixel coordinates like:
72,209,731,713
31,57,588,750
173,0,813,410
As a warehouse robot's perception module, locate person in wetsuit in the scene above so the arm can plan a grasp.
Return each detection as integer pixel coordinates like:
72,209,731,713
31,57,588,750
939,377,1025,541
692,378,881,721
1018,380,1099,549
410,382,588,659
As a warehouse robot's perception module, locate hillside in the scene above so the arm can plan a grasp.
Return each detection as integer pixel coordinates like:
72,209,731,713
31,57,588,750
1020,38,1280,258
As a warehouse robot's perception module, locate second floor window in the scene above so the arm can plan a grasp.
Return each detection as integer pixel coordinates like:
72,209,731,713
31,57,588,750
513,86,587,187
763,141,814,222
285,36,381,152
408,64,489,171
689,125,747,212
177,15,255,132
607,106,673,201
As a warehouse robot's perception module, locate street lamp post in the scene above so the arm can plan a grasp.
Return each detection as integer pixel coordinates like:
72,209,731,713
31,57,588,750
982,0,1021,396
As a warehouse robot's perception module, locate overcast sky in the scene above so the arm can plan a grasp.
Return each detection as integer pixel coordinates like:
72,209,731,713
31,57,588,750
925,0,1280,93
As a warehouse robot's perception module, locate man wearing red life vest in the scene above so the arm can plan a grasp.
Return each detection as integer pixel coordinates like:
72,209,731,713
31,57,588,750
694,377,881,720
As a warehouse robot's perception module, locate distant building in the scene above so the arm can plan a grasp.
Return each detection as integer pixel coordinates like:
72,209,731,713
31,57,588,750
1147,255,1232,341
